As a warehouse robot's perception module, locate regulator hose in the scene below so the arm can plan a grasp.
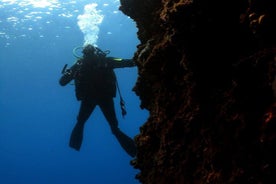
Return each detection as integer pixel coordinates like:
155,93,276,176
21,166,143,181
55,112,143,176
73,46,83,58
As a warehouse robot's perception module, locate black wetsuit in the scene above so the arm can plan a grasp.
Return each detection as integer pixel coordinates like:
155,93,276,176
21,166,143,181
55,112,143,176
59,54,137,157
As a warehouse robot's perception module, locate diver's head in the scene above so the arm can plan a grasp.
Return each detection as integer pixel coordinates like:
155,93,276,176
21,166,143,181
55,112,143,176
82,44,108,60
82,44,96,57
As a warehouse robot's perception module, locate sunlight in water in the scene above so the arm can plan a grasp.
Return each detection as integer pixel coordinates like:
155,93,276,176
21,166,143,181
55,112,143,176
1,0,60,8
0,0,120,46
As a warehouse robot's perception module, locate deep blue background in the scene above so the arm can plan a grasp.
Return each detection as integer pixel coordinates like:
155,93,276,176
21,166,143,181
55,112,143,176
0,1,148,184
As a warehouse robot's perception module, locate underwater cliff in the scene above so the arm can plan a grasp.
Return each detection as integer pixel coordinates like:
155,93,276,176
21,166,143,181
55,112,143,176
119,0,276,183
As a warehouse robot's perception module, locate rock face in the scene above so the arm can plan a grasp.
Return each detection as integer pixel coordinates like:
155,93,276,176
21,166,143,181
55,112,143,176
120,0,276,183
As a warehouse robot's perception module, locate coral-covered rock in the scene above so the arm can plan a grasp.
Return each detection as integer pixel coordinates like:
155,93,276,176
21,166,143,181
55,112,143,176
120,0,276,183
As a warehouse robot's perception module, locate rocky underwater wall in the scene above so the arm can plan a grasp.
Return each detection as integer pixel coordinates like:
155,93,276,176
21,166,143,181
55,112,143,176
120,0,276,183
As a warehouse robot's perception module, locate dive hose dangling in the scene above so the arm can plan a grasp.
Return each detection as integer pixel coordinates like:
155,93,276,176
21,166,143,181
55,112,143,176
115,79,127,118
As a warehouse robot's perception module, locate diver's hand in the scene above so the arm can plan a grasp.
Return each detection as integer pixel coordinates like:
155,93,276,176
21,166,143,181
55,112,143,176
59,70,73,86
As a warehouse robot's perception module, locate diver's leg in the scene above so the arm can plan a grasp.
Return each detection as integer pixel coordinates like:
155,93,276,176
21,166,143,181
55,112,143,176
99,98,137,157
69,100,96,151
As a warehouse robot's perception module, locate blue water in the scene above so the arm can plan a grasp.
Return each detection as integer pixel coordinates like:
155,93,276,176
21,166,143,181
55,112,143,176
0,1,148,184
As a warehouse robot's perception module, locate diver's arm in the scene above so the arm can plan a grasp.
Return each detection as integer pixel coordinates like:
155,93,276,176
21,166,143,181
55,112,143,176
59,61,81,86
106,57,136,68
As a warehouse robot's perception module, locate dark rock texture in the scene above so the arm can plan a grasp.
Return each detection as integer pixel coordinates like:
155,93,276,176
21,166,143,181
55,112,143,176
120,0,276,183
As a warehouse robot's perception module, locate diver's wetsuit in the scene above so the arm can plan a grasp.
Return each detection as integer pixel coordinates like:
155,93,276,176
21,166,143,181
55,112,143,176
59,51,136,157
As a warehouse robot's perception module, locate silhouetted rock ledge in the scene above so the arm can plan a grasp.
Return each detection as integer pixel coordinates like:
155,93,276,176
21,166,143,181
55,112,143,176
120,0,276,183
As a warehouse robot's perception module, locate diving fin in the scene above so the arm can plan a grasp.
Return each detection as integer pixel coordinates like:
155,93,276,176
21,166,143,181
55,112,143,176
69,123,84,151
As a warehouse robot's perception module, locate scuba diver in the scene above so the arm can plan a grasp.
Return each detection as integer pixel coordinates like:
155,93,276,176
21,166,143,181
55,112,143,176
59,44,137,157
